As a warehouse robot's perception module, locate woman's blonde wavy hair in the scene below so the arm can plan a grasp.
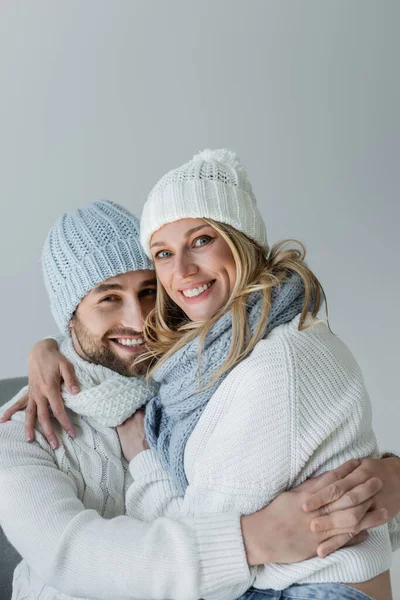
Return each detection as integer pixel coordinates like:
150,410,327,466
140,219,326,385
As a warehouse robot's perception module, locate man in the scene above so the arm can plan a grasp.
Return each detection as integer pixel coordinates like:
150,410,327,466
0,200,398,600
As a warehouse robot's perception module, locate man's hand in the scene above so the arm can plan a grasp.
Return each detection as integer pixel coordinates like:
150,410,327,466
117,409,149,462
241,459,389,565
304,456,400,556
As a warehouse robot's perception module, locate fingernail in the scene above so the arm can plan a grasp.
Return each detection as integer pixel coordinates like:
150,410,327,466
381,509,388,520
0,417,5,423
50,440,57,450
68,429,76,438
71,386,80,395
25,433,33,442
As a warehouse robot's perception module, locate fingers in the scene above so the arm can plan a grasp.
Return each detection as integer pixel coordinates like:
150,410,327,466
316,506,389,558
310,478,383,531
48,393,76,438
323,477,383,514
357,507,389,531
299,459,361,499
36,399,60,450
36,378,76,438
0,393,29,422
303,461,375,512
24,400,37,442
311,499,372,533
60,360,80,395
317,531,369,558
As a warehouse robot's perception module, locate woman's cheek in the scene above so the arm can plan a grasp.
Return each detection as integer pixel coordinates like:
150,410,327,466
155,267,171,297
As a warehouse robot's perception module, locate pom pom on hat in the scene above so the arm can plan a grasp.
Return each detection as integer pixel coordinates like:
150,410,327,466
192,148,249,179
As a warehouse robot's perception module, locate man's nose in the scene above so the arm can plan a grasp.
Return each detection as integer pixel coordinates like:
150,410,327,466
120,299,145,332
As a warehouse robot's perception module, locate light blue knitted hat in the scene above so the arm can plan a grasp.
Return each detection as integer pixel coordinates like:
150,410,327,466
42,200,154,334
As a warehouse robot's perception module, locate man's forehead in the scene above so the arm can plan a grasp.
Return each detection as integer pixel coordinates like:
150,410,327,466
91,270,156,292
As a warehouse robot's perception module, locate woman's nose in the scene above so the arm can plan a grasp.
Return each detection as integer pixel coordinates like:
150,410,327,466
174,252,198,280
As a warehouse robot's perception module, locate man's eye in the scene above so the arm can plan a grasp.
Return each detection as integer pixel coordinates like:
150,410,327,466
100,296,118,303
155,250,172,259
140,289,157,298
194,235,212,247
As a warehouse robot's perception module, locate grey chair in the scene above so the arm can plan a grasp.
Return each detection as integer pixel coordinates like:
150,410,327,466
0,377,28,600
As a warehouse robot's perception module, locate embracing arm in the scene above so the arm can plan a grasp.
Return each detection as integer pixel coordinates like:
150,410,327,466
0,416,250,600
304,454,400,553
120,381,385,566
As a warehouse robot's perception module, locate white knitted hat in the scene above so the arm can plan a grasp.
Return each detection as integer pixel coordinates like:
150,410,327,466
140,149,268,257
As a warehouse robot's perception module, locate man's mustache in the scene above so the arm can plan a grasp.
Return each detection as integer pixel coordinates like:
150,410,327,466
106,328,143,338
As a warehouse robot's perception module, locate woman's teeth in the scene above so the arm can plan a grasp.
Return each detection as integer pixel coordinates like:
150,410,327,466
182,281,213,298
115,338,145,347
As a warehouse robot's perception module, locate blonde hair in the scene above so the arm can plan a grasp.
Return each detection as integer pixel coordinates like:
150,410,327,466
140,219,326,385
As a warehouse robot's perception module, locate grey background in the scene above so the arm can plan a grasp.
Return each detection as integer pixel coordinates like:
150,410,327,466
0,0,399,594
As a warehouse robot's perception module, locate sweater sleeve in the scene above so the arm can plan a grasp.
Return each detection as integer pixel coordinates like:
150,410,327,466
0,413,250,600
126,449,185,521
125,450,256,600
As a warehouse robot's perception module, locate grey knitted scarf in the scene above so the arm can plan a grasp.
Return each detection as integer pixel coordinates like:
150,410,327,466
145,273,310,495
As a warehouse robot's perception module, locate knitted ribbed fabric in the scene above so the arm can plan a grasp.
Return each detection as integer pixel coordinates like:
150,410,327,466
0,387,249,599
140,149,268,257
145,274,309,495
59,337,158,427
129,315,398,598
42,200,153,334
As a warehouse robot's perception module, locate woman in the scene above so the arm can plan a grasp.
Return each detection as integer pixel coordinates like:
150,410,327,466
9,150,399,599
126,148,397,599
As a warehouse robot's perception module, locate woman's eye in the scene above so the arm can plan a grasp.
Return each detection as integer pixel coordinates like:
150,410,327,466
194,235,212,247
155,250,172,259
100,296,118,303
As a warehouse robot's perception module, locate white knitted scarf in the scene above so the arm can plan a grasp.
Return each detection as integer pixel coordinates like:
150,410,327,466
60,337,158,427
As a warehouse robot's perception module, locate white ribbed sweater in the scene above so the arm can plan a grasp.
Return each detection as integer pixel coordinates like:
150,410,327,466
126,315,399,598
0,396,249,599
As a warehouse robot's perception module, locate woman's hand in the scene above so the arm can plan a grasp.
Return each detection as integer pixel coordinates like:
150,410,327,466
117,409,149,462
304,456,400,541
0,339,79,448
242,459,390,565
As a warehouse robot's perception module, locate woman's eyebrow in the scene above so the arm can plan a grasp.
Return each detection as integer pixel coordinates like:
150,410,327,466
150,224,211,249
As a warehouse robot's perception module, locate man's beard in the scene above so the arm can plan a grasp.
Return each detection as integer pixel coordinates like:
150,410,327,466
71,315,151,377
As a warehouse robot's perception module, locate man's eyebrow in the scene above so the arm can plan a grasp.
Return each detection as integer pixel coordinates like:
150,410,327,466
92,283,123,295
150,224,211,249
140,278,157,288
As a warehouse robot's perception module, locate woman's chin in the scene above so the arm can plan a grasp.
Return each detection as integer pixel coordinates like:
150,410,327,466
182,301,225,323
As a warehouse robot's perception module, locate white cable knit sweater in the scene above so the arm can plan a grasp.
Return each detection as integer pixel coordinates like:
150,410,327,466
0,342,250,600
126,315,399,598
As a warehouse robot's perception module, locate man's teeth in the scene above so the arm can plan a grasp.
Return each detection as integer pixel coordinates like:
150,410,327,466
182,282,213,298
115,338,145,347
